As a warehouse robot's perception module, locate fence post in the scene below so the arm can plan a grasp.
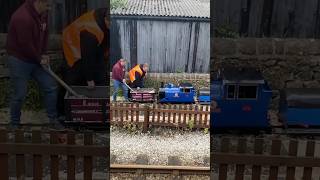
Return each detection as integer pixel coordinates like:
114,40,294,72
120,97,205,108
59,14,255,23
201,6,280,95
0,130,8,180
143,105,150,133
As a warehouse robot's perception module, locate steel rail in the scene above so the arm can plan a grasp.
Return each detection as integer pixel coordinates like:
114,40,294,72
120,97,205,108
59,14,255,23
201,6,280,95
110,164,210,175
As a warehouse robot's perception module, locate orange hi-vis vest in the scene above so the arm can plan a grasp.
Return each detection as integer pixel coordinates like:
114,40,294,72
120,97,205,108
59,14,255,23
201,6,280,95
129,65,143,83
63,10,105,67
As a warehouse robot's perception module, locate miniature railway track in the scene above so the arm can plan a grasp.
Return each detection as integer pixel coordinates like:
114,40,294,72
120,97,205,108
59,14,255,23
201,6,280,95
110,164,210,176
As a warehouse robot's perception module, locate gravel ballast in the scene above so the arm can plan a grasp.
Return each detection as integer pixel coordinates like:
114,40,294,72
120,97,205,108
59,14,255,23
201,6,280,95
110,127,210,166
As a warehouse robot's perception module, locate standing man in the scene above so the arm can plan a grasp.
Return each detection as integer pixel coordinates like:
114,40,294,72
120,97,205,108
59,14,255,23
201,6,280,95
112,59,128,101
6,0,60,128
128,63,149,88
57,8,109,116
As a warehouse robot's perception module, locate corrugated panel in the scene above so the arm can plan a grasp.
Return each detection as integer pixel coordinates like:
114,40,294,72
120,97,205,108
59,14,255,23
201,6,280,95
111,0,210,18
111,18,210,73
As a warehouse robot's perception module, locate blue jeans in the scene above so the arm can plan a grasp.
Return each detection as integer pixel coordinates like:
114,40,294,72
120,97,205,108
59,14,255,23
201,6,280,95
112,80,128,101
8,56,58,125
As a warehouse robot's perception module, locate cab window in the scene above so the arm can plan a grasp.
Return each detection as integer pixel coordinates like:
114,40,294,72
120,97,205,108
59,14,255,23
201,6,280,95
238,85,258,99
226,85,236,99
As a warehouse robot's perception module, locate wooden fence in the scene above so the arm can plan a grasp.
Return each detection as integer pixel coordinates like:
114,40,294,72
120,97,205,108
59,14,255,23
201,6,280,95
211,138,320,179
110,103,210,131
0,129,108,179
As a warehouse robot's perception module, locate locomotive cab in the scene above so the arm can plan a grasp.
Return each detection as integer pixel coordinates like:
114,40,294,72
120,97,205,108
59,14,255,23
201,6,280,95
211,68,272,130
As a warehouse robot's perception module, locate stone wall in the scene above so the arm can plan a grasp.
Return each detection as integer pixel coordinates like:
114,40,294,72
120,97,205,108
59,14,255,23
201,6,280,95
212,38,320,90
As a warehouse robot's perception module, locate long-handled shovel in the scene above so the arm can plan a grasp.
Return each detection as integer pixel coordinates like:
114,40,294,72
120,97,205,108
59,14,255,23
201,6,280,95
123,81,134,92
123,81,155,93
42,64,83,98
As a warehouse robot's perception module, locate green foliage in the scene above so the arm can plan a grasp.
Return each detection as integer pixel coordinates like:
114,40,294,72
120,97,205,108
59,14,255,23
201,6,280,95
0,79,43,111
203,128,209,134
111,0,127,10
215,24,239,38
122,121,139,133
0,79,10,108
23,81,43,111
187,117,195,130
176,69,183,73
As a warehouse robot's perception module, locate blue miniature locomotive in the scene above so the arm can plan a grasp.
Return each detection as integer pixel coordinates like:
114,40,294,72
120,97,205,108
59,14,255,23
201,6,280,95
211,68,272,129
159,83,196,103
279,88,320,127
198,88,210,104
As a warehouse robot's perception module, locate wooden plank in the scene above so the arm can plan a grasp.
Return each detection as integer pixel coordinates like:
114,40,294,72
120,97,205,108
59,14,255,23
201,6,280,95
302,141,315,180
15,130,25,179
204,105,209,126
162,104,166,123
143,106,150,133
50,131,59,180
126,103,129,121
219,138,230,180
115,102,118,120
84,132,93,180
120,103,124,123
130,103,134,122
193,105,197,127
157,104,161,123
178,104,182,125
188,105,192,125
152,103,155,123
173,104,177,124
135,103,139,122
151,108,211,115
183,105,187,125
67,131,76,180
0,143,108,156
199,105,207,125
0,130,8,180
212,153,320,167
32,131,42,180
235,138,247,180
286,140,298,180
252,138,263,180
269,139,281,180
168,104,172,123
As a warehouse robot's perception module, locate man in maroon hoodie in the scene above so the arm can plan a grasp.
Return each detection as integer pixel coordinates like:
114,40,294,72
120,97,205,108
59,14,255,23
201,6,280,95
112,59,128,101
6,0,61,129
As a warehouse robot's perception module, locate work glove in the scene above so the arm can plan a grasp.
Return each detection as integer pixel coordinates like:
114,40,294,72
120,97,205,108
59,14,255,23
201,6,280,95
40,55,50,65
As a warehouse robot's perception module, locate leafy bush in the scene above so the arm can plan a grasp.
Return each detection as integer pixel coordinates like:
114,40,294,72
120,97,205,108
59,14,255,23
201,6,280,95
0,79,43,111
0,79,10,108
215,24,239,38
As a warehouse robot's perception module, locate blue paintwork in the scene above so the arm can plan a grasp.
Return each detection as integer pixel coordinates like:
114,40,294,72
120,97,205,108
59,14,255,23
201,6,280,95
199,95,210,104
211,80,272,129
159,83,196,103
280,108,320,126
